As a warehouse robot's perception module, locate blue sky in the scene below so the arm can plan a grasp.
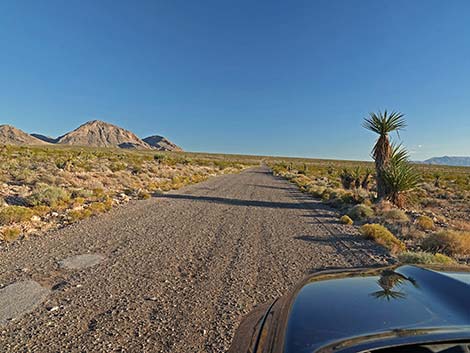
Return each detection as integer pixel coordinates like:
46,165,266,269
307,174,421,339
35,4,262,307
1,0,470,160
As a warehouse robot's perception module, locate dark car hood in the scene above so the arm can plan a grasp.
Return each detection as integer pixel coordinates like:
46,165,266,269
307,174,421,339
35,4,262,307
282,265,470,353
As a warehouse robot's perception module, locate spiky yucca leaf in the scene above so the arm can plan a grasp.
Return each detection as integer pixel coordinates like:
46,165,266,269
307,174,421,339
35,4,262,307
362,110,407,136
389,143,411,167
382,146,419,207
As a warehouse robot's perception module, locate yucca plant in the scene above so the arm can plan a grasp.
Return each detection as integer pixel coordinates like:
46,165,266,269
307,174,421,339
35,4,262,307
353,167,362,189
340,168,354,189
382,145,419,207
363,110,406,199
433,172,441,188
361,168,372,190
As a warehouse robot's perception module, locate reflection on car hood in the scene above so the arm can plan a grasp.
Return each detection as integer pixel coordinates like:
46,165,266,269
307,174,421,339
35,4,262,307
284,265,470,353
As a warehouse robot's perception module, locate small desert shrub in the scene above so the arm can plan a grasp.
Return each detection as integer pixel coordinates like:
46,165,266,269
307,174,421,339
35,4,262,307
353,188,372,204
32,205,51,218
92,188,106,198
306,185,325,198
381,209,409,223
70,197,86,207
88,199,113,214
321,190,331,201
399,225,426,240
138,191,151,200
359,223,406,254
347,204,374,221
28,184,70,207
292,175,312,188
398,251,455,265
68,209,93,222
109,161,127,172
154,154,168,164
0,227,21,242
191,174,207,183
421,231,470,256
416,215,434,231
420,198,442,208
340,215,353,225
451,220,470,232
71,188,94,199
0,206,34,225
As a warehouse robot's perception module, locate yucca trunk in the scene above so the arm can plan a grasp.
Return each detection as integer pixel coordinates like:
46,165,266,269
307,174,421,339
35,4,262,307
374,135,392,199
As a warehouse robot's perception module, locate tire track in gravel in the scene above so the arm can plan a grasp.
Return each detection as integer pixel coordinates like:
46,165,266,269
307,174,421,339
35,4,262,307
0,167,392,353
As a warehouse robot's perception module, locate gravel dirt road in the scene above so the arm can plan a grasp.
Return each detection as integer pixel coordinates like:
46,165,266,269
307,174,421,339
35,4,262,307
0,167,392,352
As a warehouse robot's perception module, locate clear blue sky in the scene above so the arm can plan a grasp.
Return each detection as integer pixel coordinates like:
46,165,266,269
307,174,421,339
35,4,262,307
1,0,470,160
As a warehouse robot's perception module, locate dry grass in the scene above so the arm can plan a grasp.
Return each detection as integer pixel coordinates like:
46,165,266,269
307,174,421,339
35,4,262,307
0,227,21,242
340,215,353,225
27,184,70,207
450,219,470,232
359,223,406,254
0,206,33,225
381,209,409,223
347,204,374,221
421,231,470,256
416,215,435,231
398,251,455,265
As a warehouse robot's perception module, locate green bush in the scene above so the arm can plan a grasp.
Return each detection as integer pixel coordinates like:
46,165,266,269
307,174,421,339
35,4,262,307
416,215,434,231
68,209,93,222
347,204,374,221
340,215,353,225
0,227,21,242
421,231,470,256
138,191,151,200
109,161,127,172
88,199,113,214
359,223,406,254
71,188,94,199
27,184,70,207
398,251,455,265
154,154,168,164
0,206,33,225
381,209,409,223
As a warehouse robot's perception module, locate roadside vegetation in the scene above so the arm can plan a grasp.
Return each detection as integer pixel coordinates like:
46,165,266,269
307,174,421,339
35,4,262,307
0,145,252,243
271,111,470,264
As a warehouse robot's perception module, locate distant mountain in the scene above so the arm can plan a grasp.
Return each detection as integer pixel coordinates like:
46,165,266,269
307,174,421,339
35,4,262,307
56,120,151,149
423,156,470,167
0,120,183,151
31,133,58,143
143,135,183,151
0,125,49,145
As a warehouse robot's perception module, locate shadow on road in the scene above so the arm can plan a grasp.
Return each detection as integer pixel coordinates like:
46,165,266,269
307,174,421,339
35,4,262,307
294,235,354,243
158,193,323,210
299,213,336,219
247,184,292,190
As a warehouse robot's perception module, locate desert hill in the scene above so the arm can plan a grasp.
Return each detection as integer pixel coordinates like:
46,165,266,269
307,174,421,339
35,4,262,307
0,125,49,145
1,121,182,151
56,120,150,149
143,135,183,151
423,156,470,167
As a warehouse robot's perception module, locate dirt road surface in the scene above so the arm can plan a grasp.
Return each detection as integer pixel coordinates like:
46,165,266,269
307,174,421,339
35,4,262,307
0,167,391,352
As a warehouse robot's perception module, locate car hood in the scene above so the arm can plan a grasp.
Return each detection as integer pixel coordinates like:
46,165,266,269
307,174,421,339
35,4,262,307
282,265,470,353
